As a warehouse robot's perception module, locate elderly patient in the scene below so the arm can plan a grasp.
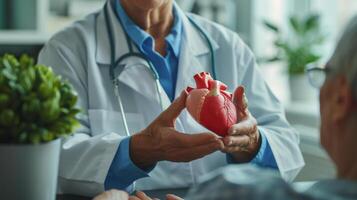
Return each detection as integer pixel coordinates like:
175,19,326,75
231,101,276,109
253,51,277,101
94,15,357,200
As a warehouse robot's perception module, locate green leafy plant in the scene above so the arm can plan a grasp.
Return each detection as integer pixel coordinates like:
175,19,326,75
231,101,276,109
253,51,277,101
0,54,80,144
263,14,325,75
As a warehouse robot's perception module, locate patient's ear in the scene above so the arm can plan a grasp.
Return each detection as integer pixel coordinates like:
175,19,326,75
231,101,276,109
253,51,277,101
332,76,354,123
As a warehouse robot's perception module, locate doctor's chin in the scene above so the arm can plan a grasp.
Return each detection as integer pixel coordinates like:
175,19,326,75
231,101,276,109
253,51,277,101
0,0,357,200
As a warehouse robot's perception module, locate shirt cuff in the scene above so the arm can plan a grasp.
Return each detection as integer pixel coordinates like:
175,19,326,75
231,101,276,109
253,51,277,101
226,129,278,169
104,137,156,191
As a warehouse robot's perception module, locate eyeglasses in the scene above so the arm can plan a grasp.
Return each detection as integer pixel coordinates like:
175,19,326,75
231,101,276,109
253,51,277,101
306,64,332,89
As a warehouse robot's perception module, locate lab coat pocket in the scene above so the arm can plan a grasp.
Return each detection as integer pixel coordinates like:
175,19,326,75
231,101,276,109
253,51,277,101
88,109,146,136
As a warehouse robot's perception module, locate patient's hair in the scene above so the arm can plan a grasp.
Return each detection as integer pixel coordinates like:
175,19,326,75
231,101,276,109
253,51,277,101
328,16,357,96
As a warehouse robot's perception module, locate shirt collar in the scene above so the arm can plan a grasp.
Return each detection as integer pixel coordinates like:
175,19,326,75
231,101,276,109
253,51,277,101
114,0,182,56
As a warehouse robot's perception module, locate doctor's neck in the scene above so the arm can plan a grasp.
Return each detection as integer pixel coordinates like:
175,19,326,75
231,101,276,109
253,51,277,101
120,0,174,40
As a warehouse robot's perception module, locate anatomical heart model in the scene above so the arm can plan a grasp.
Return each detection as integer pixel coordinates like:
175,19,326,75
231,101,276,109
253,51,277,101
185,72,248,137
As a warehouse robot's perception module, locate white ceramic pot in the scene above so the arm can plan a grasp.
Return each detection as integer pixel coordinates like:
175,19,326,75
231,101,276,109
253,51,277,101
289,74,318,102
0,139,61,200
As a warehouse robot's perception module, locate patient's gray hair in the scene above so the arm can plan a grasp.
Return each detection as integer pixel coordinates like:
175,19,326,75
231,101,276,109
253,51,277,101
328,16,357,95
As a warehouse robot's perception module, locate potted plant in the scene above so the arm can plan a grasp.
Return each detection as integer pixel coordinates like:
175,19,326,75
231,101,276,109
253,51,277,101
263,14,325,102
0,54,80,200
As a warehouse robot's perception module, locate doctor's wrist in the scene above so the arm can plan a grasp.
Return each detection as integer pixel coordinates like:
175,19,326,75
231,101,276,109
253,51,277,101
129,132,161,170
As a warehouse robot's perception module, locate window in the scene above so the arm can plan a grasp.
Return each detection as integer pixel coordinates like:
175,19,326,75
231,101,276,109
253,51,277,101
251,0,357,103
310,0,357,61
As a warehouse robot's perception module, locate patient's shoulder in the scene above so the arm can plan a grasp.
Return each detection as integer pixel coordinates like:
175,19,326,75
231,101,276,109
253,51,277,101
304,180,357,199
186,165,307,200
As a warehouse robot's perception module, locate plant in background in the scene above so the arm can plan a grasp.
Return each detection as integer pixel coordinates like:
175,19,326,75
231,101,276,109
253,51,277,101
0,54,80,144
263,14,325,74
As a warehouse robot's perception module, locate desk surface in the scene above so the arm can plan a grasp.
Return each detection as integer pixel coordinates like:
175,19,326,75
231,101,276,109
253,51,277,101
56,182,316,200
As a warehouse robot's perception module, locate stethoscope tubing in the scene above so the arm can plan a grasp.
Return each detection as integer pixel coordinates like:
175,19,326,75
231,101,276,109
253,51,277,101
102,1,216,136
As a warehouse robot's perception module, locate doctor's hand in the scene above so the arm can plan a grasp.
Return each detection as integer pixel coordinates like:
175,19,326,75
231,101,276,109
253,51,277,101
129,191,183,200
93,189,128,200
130,91,224,170
221,86,261,163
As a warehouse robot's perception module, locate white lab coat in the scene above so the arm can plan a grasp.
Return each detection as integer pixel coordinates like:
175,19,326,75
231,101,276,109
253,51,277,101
38,1,304,197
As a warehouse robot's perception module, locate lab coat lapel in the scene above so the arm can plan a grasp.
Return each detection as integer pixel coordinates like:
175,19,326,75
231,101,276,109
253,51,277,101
95,1,128,65
174,12,219,99
117,59,172,110
95,1,171,109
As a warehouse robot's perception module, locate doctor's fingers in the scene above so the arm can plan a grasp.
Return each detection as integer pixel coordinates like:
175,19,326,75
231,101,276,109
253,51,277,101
222,135,250,147
233,85,249,119
173,132,220,147
221,135,251,153
93,190,128,200
222,133,260,153
221,145,251,154
158,91,188,125
166,194,184,200
228,115,257,136
129,197,159,200
129,192,158,200
136,191,159,200
129,196,141,200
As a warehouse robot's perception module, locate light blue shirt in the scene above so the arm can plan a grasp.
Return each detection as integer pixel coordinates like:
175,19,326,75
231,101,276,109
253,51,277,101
105,137,150,191
115,0,182,102
105,0,278,191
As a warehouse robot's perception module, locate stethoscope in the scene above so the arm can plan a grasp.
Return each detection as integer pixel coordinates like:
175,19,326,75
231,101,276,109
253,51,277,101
103,1,216,136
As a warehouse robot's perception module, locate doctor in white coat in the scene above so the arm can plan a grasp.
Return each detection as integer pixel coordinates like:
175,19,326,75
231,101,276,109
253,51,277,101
38,0,304,197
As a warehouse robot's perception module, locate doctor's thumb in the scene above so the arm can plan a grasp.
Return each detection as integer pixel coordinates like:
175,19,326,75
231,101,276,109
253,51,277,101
160,90,188,122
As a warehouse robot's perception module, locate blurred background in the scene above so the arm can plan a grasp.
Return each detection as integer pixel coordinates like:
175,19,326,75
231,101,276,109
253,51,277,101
0,0,356,182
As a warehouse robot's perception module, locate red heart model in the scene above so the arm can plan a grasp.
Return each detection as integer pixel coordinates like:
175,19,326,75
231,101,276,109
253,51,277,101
185,72,237,137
